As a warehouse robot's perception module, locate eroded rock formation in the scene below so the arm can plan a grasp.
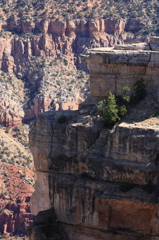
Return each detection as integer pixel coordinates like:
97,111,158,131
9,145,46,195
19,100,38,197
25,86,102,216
29,110,159,240
0,163,35,237
0,16,148,127
81,37,159,98
29,38,159,240
0,19,126,77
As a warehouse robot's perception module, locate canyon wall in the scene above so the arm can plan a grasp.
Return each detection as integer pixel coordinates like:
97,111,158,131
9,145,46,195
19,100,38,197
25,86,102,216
0,18,146,127
0,19,127,77
29,109,159,240
81,37,159,98
29,39,159,239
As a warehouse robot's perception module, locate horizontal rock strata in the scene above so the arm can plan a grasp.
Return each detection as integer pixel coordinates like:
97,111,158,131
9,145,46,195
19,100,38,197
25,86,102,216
81,37,159,97
29,110,159,240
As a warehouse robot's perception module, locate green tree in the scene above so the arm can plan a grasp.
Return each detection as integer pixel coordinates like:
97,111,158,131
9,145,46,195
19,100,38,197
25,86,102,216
118,86,130,117
97,92,120,127
119,105,127,116
122,86,130,103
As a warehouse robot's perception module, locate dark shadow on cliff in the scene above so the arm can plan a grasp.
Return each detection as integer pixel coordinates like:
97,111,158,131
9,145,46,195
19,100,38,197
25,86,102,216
28,208,68,240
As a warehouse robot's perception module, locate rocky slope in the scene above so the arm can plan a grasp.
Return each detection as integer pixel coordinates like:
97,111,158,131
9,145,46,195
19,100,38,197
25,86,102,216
0,15,128,126
0,125,35,238
0,0,154,127
0,163,35,238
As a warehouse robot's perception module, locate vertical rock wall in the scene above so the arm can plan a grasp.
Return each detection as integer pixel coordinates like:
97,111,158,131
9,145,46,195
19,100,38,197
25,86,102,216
29,109,159,240
81,37,159,98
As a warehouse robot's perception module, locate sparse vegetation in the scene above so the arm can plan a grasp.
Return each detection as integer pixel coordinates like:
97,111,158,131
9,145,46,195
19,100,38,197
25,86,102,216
97,80,147,128
97,92,120,128
1,0,159,36
0,124,33,169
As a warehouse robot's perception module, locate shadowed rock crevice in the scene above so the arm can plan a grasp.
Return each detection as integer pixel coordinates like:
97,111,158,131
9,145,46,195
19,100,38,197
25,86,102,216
28,208,68,240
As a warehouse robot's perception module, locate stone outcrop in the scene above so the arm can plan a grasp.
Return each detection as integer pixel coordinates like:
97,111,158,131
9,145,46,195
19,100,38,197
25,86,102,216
1,19,134,44
24,96,82,122
29,109,159,240
29,38,159,240
81,37,159,98
0,107,24,127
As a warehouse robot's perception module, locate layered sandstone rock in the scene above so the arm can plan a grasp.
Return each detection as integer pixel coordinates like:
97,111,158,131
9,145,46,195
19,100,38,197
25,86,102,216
0,19,126,76
0,163,35,237
0,17,147,126
29,39,159,240
0,18,145,79
81,37,159,98
29,109,159,240
0,205,33,236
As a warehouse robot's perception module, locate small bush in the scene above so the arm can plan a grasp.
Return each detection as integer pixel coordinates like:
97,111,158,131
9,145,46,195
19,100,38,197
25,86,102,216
119,105,127,116
97,92,120,127
13,126,20,132
1,158,7,162
122,86,131,103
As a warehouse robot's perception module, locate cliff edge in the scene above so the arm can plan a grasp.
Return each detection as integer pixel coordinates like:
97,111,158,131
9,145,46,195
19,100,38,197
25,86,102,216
29,39,159,240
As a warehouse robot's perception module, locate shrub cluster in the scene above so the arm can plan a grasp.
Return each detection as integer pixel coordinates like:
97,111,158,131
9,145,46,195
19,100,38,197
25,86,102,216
97,76,146,128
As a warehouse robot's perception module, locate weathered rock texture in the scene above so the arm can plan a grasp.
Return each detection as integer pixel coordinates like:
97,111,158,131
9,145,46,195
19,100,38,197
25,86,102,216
0,163,35,237
81,37,159,97
29,109,159,240
0,18,143,127
29,39,159,239
0,13,150,127
0,19,126,78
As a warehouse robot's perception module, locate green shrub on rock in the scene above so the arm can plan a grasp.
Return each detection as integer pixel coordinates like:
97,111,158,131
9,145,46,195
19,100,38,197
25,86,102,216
122,86,131,103
97,92,120,127
119,105,127,116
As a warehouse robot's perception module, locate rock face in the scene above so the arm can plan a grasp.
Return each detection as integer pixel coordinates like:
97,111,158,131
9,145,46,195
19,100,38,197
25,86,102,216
81,37,159,98
0,163,35,237
0,17,148,127
29,39,159,240
0,19,126,77
29,113,159,239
